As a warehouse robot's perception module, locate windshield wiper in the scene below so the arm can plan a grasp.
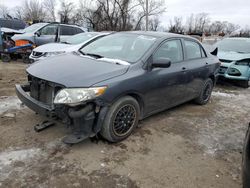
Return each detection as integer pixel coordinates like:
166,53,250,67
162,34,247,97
86,53,104,59
61,41,70,44
79,51,104,59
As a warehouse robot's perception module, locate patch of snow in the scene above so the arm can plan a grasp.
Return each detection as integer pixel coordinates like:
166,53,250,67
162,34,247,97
0,148,42,167
0,96,24,114
0,148,46,182
212,91,236,98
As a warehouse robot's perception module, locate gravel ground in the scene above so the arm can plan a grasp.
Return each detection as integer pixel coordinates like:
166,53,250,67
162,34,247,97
0,61,249,188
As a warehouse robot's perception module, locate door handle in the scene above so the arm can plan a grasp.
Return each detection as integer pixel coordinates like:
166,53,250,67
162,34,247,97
205,62,209,65
182,67,186,71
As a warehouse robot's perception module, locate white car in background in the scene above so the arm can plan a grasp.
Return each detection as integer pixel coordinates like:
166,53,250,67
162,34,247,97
29,32,110,62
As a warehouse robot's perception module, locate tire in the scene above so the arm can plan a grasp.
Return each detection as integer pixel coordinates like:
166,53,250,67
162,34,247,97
22,55,31,64
194,78,213,105
238,80,249,88
100,96,140,142
1,54,11,62
243,123,250,188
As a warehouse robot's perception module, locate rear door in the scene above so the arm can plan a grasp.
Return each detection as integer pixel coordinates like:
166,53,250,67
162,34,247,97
59,25,82,42
182,39,209,98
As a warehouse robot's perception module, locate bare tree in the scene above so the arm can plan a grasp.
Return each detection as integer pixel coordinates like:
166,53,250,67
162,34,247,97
133,0,166,30
43,0,57,21
58,0,75,24
22,0,46,21
225,22,240,35
12,6,24,19
0,5,10,19
148,16,160,31
186,13,210,34
79,0,165,31
169,16,185,34
79,0,134,31
208,21,227,34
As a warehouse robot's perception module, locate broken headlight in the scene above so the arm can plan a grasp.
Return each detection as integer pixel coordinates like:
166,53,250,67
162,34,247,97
54,87,107,105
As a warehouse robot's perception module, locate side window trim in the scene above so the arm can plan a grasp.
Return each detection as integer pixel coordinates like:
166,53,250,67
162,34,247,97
200,45,207,58
152,38,184,64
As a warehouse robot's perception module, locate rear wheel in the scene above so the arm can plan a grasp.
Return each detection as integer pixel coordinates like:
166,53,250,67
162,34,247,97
100,96,140,142
194,78,213,105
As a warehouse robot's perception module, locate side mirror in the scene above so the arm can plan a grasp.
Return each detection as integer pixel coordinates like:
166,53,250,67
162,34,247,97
35,31,41,37
152,58,171,68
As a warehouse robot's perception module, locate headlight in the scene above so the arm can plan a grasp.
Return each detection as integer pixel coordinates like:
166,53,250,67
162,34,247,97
44,51,66,57
54,87,107,105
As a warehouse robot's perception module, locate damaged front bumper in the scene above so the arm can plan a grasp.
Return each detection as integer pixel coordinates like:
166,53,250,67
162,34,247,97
218,62,250,81
15,84,109,144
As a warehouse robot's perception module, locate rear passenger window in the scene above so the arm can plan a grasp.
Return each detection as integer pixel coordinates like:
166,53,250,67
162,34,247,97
184,40,204,59
60,26,77,35
75,28,83,34
153,40,183,63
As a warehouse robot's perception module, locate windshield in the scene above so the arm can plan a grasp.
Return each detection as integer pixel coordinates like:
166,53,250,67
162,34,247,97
66,32,100,45
23,23,47,33
80,33,157,63
217,38,250,53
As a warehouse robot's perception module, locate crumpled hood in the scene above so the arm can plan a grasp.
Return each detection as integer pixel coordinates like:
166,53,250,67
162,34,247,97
27,53,129,87
218,51,250,61
1,27,24,34
33,43,73,53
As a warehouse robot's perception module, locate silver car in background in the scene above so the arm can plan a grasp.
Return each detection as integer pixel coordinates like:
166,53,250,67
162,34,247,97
12,22,85,46
29,32,110,62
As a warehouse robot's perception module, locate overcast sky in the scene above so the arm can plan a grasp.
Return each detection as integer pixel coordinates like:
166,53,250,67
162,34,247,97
1,0,249,28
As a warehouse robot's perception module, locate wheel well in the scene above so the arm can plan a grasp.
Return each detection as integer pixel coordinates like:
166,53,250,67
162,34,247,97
127,93,144,119
209,75,215,85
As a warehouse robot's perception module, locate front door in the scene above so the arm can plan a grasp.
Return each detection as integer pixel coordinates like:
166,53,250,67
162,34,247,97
143,39,189,115
35,23,59,46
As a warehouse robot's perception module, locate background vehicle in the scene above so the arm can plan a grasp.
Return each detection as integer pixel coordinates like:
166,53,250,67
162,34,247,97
16,32,220,144
0,22,85,63
29,32,110,62
216,38,250,88
12,22,85,47
0,18,26,30
243,123,250,188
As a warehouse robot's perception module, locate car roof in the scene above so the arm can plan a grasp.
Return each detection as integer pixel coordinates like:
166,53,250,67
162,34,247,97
120,31,193,39
224,37,250,41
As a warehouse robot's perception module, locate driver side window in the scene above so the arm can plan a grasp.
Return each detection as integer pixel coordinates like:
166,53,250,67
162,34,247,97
153,39,183,63
39,24,58,35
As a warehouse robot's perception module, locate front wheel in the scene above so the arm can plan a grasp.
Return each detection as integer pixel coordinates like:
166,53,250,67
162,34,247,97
100,96,140,142
194,78,213,105
238,80,249,88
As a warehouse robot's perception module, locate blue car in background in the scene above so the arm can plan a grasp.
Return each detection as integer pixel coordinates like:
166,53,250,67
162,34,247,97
217,38,250,88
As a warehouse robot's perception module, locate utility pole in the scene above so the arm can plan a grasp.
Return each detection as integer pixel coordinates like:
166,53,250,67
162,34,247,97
145,0,148,31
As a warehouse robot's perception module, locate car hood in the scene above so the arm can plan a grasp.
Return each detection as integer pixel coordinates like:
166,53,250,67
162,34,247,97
12,33,34,41
1,27,24,34
27,53,129,87
218,51,250,61
33,43,74,53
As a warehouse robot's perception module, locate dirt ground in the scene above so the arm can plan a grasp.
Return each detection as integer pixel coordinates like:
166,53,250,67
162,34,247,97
0,61,249,188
